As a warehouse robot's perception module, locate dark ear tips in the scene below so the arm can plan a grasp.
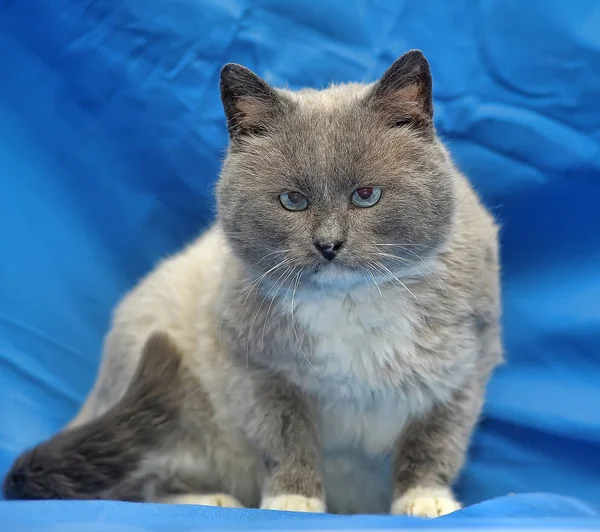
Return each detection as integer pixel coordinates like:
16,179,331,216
219,63,263,106
219,63,282,139
220,63,235,77
219,63,257,88
399,49,428,66
371,49,434,128
381,50,431,85
220,62,240,75
219,63,236,89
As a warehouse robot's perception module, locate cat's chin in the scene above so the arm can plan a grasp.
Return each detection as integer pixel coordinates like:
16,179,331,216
310,260,427,286
307,264,367,290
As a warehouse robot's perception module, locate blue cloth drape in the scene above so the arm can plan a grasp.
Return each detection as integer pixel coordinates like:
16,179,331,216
1,0,599,527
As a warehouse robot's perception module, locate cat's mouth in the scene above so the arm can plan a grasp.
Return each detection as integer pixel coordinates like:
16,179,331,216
304,258,429,291
306,262,366,289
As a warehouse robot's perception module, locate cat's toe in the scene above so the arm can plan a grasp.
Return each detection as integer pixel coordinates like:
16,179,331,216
261,494,326,513
160,493,244,508
391,486,461,518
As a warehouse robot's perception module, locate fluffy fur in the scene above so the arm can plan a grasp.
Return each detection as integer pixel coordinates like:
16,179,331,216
4,50,502,516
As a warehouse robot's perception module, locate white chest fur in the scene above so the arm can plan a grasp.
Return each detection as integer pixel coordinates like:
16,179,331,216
296,288,422,455
293,285,426,448
289,285,426,513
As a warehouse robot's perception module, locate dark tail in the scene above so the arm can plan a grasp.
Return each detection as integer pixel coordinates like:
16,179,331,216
3,331,185,500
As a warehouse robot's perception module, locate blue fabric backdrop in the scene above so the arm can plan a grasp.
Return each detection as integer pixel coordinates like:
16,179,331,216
1,0,600,529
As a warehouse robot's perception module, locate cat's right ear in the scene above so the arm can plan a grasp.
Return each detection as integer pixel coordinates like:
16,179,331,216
220,64,284,139
368,50,434,131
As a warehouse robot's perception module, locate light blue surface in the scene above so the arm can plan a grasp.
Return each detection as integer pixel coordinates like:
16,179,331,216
1,0,600,528
1,494,599,531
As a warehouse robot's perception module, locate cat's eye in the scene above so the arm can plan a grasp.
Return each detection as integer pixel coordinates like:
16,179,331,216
352,186,382,208
279,191,308,211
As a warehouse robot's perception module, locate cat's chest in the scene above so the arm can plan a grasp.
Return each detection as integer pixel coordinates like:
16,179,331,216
293,290,418,391
290,291,424,455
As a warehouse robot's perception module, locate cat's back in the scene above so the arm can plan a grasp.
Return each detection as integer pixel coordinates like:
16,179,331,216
74,225,227,422
442,168,501,324
113,225,227,358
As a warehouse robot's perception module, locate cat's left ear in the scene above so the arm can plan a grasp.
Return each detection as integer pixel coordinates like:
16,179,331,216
220,63,285,139
369,50,433,129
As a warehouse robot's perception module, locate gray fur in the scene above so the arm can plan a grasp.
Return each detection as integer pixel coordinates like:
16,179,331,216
4,50,502,516
3,332,184,500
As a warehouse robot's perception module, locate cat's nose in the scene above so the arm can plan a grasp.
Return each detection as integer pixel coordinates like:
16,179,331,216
314,240,344,261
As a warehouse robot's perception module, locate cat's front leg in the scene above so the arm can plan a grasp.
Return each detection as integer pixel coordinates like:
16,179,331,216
391,382,484,518
244,376,325,513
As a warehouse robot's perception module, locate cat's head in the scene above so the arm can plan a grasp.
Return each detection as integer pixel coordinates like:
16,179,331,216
217,50,457,290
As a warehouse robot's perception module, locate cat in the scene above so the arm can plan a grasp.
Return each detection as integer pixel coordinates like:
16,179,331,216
3,50,502,517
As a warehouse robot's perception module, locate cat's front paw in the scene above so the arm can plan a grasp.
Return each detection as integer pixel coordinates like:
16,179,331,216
261,494,326,513
160,493,244,508
391,486,461,518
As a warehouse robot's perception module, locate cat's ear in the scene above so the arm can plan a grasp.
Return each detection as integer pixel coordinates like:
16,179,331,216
220,64,284,139
369,50,433,129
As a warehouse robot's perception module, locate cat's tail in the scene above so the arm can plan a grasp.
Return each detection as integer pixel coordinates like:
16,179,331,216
3,331,185,501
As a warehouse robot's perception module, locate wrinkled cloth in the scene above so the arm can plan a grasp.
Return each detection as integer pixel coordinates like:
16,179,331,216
1,0,599,528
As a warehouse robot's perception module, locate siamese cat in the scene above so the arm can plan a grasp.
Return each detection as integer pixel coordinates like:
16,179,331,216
4,50,501,517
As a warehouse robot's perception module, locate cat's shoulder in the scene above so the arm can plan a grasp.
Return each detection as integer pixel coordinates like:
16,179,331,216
113,225,228,324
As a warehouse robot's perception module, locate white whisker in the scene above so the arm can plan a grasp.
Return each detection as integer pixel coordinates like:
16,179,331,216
261,266,297,351
375,261,450,324
358,266,375,309
365,264,388,326
255,249,292,265
372,251,445,294
374,243,425,247
242,257,294,307
218,257,294,341
246,265,295,367
371,261,411,317
290,269,317,371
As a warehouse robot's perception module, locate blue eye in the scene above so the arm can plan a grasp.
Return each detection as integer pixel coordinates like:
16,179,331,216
279,191,308,211
352,186,382,207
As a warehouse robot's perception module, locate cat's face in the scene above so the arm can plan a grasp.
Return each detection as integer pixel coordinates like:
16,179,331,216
217,51,457,290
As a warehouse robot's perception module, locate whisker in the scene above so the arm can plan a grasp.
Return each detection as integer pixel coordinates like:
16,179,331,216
375,261,450,324
218,257,294,341
260,265,297,351
255,249,292,265
374,243,426,247
438,196,467,222
260,267,295,351
371,261,412,317
242,257,294,307
358,266,375,309
246,265,295,366
370,250,434,275
365,264,388,327
290,269,317,371
373,244,436,270
372,252,445,294
380,262,426,316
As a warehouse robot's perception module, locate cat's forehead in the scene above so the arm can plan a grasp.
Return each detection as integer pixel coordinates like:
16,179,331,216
250,82,427,188
277,82,372,114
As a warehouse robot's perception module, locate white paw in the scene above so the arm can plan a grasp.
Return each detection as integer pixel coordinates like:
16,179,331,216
391,486,461,518
261,494,326,513
160,493,244,508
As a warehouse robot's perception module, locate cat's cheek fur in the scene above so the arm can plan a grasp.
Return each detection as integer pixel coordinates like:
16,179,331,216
391,486,461,518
